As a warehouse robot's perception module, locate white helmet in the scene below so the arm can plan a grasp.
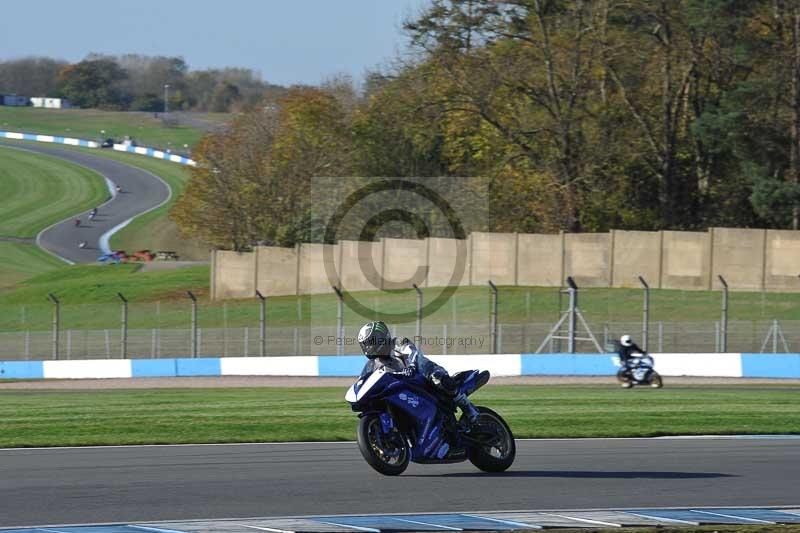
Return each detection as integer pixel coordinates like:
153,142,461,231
620,334,633,347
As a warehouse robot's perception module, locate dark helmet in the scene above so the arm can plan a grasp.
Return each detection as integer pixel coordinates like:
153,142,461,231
358,321,393,359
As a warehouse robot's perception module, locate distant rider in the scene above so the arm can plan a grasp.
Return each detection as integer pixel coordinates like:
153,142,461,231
357,320,481,424
618,334,645,373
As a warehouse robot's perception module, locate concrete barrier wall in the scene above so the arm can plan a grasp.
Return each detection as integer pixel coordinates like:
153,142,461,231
339,240,383,292
564,233,610,287
256,246,298,297
298,243,338,295
470,232,517,285
611,230,661,288
212,250,256,299
3,353,798,379
711,228,765,291
765,230,800,292
426,237,469,287
661,231,711,290
517,233,562,286
382,238,428,290
211,228,800,298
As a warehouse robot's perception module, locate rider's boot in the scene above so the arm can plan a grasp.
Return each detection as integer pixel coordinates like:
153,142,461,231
454,392,480,425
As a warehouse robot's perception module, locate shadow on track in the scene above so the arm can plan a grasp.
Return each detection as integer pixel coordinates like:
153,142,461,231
409,470,736,479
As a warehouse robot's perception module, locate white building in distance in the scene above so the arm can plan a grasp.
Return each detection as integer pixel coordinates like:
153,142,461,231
30,97,73,109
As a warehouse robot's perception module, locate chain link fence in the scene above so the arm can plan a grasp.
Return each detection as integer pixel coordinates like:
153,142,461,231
1,281,798,360
0,319,796,361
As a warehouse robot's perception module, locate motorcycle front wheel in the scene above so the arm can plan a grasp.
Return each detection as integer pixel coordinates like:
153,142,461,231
468,406,515,473
617,369,633,388
649,372,664,388
356,414,410,476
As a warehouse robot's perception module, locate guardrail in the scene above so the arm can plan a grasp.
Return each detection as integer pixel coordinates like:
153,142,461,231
0,130,98,147
0,130,196,166
1,353,798,379
112,143,196,166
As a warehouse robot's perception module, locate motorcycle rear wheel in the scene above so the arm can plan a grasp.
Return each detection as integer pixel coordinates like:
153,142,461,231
468,406,515,473
356,414,410,476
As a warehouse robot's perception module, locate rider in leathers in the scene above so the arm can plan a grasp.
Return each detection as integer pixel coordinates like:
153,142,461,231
618,334,645,375
357,321,481,424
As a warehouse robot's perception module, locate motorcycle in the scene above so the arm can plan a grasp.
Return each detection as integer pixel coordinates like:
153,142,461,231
345,367,515,476
612,352,663,388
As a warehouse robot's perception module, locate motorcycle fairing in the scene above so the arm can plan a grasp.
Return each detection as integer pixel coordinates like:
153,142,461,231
346,369,458,461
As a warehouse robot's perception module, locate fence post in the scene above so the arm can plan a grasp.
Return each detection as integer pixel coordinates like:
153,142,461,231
488,280,498,354
638,276,649,351
187,291,198,358
413,284,423,341
223,301,228,358
333,286,344,356
566,277,578,353
256,290,266,357
718,275,728,353
117,292,128,359
47,293,59,360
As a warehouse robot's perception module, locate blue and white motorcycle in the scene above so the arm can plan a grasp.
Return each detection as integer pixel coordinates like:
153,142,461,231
345,367,515,476
612,353,663,388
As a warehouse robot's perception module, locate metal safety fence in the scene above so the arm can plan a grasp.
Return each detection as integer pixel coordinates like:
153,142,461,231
0,319,796,361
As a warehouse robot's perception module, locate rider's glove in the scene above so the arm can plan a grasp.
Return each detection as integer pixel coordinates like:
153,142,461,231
399,366,415,377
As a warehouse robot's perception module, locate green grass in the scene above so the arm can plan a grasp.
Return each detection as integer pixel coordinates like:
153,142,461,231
0,145,108,286
0,385,797,448
0,145,108,237
0,242,66,289
0,138,208,260
0,107,224,150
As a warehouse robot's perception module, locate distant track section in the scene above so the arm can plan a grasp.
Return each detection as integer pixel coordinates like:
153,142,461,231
0,140,171,263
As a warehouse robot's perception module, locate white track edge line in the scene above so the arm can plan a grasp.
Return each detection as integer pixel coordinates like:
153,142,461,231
6,506,799,532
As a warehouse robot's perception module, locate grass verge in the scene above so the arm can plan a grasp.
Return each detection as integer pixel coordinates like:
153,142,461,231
0,107,220,150
0,145,108,237
0,385,797,448
0,242,66,289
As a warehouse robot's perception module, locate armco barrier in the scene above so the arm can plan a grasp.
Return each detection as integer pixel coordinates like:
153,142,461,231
2,353,800,380
0,130,197,166
0,130,98,147
112,144,196,166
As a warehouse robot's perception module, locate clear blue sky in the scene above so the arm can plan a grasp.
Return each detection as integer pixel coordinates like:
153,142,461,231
0,0,428,86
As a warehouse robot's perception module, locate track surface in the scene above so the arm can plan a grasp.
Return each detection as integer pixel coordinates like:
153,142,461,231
0,140,170,263
0,438,797,528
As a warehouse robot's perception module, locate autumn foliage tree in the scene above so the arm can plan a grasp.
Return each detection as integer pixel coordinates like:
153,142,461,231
171,88,354,250
173,0,800,250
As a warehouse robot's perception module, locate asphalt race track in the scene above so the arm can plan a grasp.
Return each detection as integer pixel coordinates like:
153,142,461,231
0,140,171,263
0,437,798,529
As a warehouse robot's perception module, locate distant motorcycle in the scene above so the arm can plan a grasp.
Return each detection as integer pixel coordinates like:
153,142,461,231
612,352,663,388
346,367,515,476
